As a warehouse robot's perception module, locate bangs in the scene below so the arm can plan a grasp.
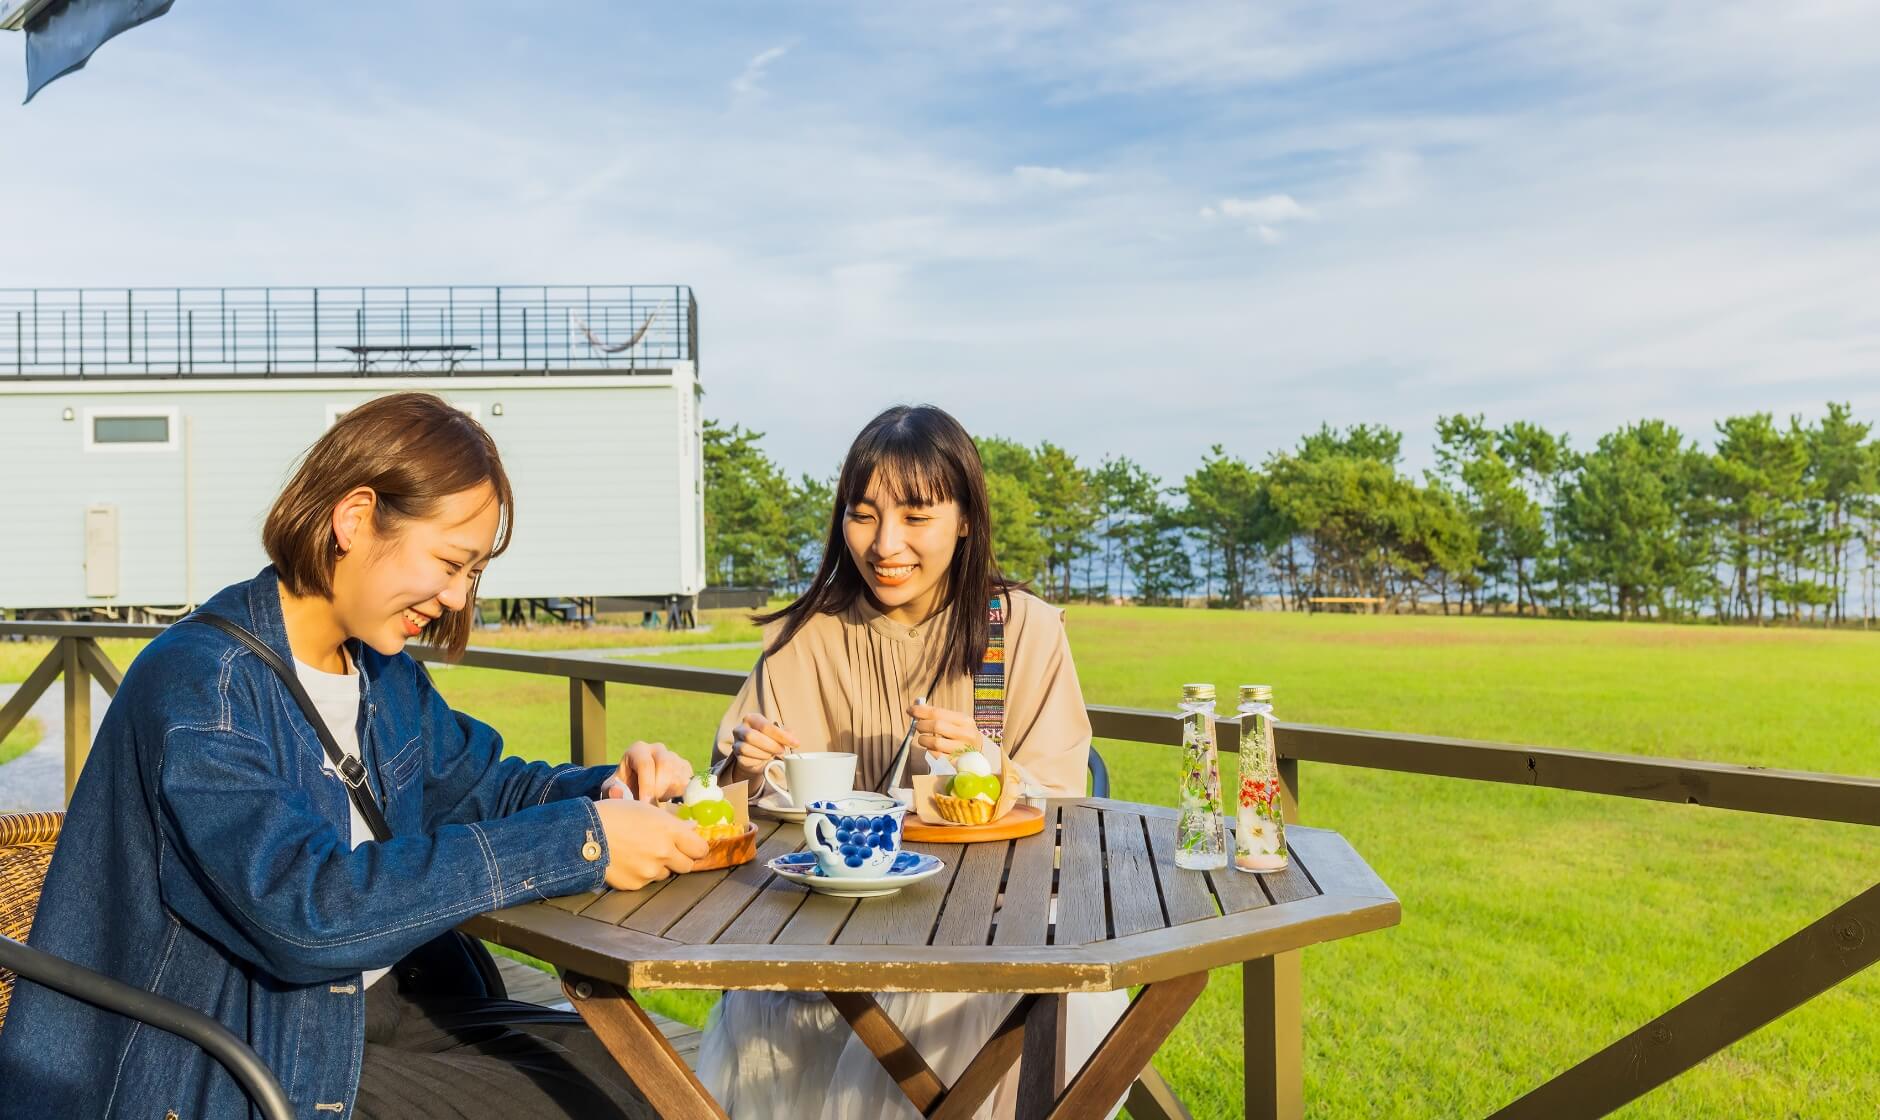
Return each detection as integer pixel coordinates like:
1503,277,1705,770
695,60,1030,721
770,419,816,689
841,432,960,510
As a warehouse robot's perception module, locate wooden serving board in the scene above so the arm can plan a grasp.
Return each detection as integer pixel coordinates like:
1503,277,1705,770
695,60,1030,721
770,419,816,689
689,823,758,871
902,803,1045,844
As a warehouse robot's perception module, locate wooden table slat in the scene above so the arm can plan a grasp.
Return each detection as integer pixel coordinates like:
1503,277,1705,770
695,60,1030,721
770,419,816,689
837,843,965,947
1284,826,1392,899
1100,810,1168,938
664,822,800,944
1055,805,1107,945
543,888,605,915
716,879,811,946
1205,840,1271,915
775,890,861,945
1145,811,1221,927
1257,847,1321,905
930,840,1013,947
622,863,739,936
580,874,678,926
992,804,1059,947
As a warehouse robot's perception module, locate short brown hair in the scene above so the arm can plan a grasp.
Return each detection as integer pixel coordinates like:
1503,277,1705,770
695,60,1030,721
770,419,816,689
263,392,514,658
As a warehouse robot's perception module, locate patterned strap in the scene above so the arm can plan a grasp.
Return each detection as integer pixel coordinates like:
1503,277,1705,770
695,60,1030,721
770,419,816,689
974,596,1006,746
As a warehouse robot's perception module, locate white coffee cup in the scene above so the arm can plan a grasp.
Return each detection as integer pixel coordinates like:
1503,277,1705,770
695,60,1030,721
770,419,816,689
763,751,858,808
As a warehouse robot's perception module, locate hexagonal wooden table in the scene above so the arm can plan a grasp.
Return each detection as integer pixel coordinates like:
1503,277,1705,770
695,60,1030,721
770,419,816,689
464,798,1399,1120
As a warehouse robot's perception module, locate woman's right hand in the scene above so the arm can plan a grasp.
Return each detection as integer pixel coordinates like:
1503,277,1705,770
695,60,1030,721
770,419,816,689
728,712,800,783
592,799,710,891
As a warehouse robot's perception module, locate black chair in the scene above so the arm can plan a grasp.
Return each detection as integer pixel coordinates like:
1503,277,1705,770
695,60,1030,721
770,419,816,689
1088,745,1110,797
0,811,303,1119
0,808,491,1120
0,933,294,1120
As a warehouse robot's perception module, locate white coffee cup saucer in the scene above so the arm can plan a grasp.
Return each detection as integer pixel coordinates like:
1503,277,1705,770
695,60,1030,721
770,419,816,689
753,791,810,822
766,851,944,898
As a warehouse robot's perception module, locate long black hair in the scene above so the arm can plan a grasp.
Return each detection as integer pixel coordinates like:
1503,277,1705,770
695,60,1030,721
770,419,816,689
757,405,1018,680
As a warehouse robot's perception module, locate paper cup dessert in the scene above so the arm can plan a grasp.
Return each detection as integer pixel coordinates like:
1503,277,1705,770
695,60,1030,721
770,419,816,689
912,748,1022,827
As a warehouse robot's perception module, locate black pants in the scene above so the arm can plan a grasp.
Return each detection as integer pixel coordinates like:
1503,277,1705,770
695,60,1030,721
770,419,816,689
354,978,655,1119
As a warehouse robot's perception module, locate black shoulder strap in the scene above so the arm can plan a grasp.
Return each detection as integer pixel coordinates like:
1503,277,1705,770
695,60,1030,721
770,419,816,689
184,614,393,842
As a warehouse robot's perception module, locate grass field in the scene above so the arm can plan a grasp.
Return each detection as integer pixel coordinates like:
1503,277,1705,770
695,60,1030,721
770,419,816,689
0,717,43,767
4,611,1875,1116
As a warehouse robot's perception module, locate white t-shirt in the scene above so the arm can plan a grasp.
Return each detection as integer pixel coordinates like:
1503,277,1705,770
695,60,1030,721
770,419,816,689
294,651,390,989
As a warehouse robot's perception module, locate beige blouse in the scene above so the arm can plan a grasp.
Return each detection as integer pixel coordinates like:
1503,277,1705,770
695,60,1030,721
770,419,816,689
712,589,1092,796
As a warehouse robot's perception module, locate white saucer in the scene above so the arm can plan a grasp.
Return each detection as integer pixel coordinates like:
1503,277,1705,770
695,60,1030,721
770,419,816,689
766,851,945,898
753,793,809,822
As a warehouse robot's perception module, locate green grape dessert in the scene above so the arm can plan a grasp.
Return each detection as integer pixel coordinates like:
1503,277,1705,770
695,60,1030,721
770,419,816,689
934,749,1002,825
675,775,740,841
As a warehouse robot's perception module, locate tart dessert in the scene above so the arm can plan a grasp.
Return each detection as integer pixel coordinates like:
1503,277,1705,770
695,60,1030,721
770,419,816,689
676,774,741,842
931,749,1002,825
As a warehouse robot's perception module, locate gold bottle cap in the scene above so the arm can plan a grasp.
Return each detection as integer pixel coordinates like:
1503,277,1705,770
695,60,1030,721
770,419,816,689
1239,684,1273,703
1182,683,1215,702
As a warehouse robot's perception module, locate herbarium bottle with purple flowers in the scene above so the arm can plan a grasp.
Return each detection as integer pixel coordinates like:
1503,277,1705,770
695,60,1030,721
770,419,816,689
1175,683,1227,870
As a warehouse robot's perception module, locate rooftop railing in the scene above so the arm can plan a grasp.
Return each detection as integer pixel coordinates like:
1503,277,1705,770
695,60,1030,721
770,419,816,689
0,286,697,377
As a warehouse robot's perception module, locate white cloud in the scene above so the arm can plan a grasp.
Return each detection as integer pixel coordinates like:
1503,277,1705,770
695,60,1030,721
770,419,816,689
731,43,792,99
4,0,1879,493
1213,195,1313,223
1013,165,1095,189
1202,194,1315,241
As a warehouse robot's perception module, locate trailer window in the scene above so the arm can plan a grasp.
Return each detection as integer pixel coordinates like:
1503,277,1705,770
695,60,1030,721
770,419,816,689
83,407,180,452
94,416,170,444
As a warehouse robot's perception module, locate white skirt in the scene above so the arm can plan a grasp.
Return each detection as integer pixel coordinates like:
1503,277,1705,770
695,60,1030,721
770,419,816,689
697,988,1129,1120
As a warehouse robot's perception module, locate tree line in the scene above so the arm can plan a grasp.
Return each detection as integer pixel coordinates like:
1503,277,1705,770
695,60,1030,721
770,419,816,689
702,404,1880,625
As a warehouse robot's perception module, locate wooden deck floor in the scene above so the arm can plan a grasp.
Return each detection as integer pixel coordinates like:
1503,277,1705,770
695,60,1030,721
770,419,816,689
492,955,703,1067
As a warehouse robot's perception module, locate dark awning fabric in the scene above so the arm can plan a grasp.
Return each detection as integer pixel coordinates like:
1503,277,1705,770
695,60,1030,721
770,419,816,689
23,0,174,103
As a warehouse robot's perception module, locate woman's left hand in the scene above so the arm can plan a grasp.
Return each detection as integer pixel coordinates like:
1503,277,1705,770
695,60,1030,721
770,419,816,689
602,741,694,803
908,703,982,758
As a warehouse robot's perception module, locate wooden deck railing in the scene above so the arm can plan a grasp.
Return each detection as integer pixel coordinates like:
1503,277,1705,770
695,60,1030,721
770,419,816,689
1,620,1875,1120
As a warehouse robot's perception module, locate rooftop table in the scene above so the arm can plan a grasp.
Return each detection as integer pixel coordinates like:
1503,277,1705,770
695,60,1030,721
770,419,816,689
337,343,476,372
465,798,1399,1120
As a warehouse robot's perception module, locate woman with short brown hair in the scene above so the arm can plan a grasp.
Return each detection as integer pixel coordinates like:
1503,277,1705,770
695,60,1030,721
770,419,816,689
0,392,705,1119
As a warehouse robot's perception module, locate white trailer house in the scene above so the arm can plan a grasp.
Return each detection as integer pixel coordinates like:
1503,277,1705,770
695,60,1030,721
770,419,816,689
0,285,705,620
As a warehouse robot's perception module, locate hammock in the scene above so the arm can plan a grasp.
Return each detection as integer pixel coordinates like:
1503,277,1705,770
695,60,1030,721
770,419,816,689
573,308,659,354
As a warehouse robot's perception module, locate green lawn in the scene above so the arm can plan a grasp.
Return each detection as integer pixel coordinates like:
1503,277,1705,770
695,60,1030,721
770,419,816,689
0,716,43,767
461,607,763,652
7,611,1875,1116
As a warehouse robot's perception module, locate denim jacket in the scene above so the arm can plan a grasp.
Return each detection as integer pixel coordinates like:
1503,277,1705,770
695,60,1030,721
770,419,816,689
0,568,613,1118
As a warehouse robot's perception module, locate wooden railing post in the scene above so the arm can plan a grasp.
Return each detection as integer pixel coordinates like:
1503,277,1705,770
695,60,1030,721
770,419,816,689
0,641,63,747
1277,757,1300,825
1246,722,1304,1120
1490,881,1880,1118
570,677,607,768
1244,954,1304,1120
62,638,91,804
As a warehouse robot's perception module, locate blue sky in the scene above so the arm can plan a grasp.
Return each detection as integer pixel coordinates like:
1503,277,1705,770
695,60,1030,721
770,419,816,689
4,1,1878,482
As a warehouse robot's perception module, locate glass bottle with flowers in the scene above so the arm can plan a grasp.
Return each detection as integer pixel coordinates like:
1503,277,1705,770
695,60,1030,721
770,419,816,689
1233,684,1288,873
1175,683,1227,870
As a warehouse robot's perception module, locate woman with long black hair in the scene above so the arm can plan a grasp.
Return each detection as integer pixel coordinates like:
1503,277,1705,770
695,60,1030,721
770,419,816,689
698,404,1122,1120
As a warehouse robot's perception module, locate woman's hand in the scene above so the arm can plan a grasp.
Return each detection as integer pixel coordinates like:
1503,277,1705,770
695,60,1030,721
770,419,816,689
729,713,799,783
909,703,982,758
593,799,710,890
601,740,693,803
